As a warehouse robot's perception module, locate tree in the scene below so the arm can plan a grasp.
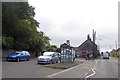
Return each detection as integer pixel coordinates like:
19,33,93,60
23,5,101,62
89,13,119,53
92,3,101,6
2,2,37,50
46,45,60,52
2,2,51,56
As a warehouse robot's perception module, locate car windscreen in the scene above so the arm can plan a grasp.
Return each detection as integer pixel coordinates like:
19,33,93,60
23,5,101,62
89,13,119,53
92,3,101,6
10,53,19,54
15,53,19,54
43,54,52,56
43,52,54,56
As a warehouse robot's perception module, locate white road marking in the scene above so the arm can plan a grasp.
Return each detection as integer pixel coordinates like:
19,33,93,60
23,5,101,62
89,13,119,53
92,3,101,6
96,59,99,63
84,59,99,79
47,60,99,78
85,73,88,76
85,68,96,78
47,63,82,78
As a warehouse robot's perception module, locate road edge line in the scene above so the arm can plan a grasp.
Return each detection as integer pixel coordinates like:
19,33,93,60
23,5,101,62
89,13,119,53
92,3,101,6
85,68,96,78
46,63,83,78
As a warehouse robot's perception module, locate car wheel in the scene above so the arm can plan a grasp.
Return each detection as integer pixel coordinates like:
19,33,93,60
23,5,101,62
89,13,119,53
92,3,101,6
37,62,39,64
6,58,8,61
56,59,59,63
73,57,75,61
56,60,58,63
17,58,20,62
27,58,29,61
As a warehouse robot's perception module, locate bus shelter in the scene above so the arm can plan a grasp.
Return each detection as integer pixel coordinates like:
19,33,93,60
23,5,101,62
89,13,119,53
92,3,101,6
60,43,75,63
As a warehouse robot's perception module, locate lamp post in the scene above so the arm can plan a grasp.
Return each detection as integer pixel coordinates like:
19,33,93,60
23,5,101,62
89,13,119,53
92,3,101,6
92,30,96,59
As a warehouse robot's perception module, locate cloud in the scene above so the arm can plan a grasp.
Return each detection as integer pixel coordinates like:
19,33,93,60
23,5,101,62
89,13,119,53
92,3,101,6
28,0,119,52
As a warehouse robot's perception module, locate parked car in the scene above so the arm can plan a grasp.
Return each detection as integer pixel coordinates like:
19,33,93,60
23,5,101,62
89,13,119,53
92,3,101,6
37,52,60,64
6,51,30,62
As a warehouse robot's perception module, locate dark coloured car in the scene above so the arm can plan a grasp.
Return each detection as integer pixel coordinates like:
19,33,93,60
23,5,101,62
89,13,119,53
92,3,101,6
6,51,30,62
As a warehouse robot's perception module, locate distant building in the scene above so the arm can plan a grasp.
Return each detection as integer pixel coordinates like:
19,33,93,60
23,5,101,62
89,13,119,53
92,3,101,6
74,34,99,58
110,48,120,57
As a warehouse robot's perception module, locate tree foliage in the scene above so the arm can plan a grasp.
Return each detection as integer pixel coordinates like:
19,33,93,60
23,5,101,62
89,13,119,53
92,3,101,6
2,2,60,56
46,45,60,52
2,2,50,52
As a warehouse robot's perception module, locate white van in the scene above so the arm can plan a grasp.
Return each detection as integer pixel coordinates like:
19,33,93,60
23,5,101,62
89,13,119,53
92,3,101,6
102,52,109,59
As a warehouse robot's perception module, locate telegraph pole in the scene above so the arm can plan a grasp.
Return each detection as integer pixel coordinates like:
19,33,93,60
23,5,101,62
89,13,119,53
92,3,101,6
93,30,96,59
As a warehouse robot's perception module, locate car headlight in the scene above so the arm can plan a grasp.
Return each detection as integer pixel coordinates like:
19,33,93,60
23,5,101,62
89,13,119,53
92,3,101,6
38,58,42,60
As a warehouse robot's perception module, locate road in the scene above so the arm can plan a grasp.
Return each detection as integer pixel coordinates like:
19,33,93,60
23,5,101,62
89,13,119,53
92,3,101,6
2,58,62,78
47,57,118,78
90,57,118,78
2,57,118,79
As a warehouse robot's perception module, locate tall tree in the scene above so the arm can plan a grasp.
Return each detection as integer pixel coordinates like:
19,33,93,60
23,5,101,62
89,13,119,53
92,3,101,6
2,2,50,54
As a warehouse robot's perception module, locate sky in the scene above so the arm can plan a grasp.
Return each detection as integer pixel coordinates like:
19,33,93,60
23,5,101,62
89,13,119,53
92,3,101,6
28,0,119,52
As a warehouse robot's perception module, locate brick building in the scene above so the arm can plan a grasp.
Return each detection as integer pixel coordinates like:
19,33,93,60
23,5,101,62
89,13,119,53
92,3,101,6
74,34,99,58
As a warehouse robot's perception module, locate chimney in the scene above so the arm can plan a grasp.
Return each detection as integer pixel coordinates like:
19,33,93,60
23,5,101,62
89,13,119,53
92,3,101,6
87,34,91,41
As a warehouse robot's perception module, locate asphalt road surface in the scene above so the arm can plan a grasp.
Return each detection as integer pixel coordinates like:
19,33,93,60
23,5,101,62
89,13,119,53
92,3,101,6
90,57,118,78
47,59,97,78
2,57,118,79
2,58,62,78
47,57,118,78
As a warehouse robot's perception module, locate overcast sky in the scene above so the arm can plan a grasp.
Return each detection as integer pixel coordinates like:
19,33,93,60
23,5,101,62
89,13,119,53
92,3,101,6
28,0,119,52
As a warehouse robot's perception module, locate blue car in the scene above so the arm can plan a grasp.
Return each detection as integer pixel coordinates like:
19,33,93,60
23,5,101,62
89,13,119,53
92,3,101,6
6,51,30,62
